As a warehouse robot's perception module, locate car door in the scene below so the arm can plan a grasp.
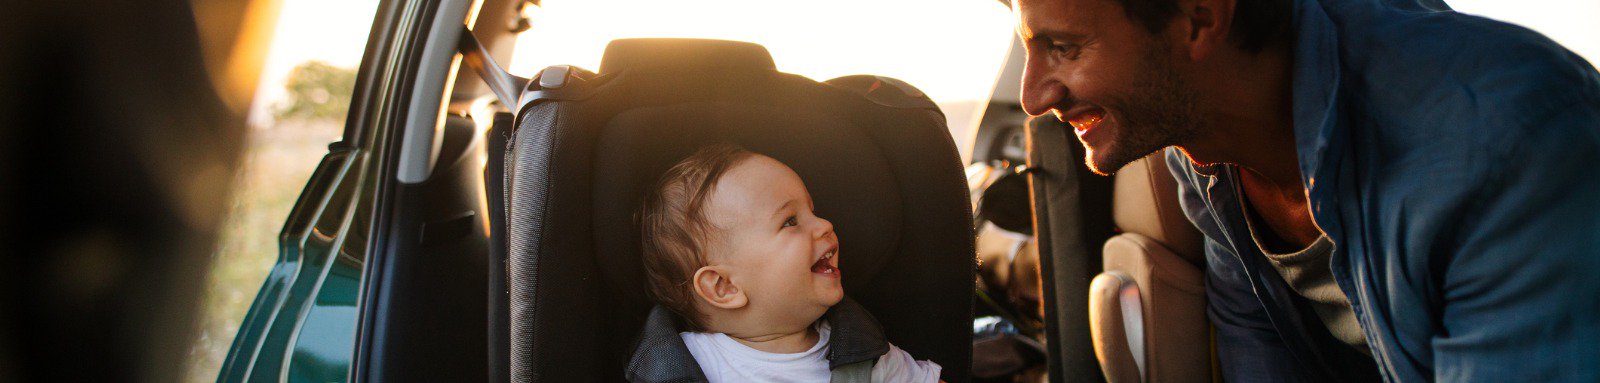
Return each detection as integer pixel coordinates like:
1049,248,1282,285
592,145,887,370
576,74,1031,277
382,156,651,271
219,0,514,380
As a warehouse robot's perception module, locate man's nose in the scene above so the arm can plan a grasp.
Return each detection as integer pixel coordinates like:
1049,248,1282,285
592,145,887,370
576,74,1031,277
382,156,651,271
1019,52,1065,117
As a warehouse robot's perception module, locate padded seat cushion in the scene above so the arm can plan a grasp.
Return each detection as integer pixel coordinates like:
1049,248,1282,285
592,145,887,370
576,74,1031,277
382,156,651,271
1091,233,1209,383
1112,153,1204,264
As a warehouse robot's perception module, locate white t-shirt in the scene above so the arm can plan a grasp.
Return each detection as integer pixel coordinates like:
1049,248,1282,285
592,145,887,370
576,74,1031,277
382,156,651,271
680,321,942,383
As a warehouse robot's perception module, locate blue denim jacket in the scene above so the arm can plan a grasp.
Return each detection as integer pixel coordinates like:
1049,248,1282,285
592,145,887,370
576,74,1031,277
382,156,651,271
1166,0,1600,381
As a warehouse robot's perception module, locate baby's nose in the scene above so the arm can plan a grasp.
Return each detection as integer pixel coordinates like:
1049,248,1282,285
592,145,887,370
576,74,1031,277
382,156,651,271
813,217,835,238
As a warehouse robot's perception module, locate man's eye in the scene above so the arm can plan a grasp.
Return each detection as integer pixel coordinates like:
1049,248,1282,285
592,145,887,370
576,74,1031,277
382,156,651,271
1049,41,1081,59
782,216,798,228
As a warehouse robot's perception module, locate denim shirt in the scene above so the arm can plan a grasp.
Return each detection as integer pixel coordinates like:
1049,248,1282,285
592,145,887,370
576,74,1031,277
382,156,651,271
1167,0,1600,381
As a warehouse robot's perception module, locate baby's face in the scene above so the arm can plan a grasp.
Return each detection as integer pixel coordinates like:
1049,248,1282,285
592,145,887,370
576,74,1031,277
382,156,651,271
703,155,844,320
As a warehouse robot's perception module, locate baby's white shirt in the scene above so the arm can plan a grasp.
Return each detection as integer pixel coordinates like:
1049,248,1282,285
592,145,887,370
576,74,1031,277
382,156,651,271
679,321,941,383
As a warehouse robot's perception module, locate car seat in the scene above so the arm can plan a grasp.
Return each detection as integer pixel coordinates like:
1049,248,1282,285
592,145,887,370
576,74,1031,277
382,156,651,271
1088,153,1211,382
498,38,976,382
1022,114,1212,381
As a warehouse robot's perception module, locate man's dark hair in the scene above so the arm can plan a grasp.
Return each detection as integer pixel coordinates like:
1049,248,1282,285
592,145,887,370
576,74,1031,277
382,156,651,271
1116,0,1291,52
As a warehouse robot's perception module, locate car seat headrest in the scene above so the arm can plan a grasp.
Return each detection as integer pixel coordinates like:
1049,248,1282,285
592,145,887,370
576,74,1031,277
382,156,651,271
599,38,777,75
825,75,939,111
1112,153,1204,264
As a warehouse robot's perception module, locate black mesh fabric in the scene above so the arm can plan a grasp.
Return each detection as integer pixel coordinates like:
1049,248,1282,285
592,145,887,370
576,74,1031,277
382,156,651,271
506,38,975,382
506,102,563,382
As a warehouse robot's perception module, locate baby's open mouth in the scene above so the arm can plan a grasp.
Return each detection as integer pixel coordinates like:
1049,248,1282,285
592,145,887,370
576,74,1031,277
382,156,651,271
811,248,839,277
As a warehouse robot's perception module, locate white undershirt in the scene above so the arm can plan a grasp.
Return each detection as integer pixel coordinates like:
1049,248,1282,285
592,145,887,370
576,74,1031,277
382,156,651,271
680,321,942,383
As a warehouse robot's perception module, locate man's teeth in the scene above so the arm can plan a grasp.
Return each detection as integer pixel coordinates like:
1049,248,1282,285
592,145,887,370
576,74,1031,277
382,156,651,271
1068,111,1104,131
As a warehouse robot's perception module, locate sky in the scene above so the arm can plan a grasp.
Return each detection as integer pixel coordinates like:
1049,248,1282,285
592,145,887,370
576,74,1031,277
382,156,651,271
247,0,1600,128
246,0,379,126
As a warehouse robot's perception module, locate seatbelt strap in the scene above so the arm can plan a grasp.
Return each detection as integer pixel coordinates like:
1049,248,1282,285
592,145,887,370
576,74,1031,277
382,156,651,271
457,25,529,109
830,359,875,383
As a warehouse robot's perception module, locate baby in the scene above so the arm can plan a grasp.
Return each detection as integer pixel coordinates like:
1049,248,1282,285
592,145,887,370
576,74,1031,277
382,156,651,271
628,144,943,383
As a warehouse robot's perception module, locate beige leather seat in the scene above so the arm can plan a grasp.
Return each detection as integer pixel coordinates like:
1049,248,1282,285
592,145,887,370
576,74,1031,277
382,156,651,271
1088,153,1212,382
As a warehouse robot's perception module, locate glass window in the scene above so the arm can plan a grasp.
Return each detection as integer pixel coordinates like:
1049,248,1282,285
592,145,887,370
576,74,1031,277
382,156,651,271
187,0,380,382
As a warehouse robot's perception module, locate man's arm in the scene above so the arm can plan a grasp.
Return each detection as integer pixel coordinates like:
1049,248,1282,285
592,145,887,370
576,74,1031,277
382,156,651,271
1432,96,1600,381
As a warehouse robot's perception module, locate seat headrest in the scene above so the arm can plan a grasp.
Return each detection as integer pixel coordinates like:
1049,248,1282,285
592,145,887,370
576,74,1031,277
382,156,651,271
1112,152,1205,265
599,38,777,75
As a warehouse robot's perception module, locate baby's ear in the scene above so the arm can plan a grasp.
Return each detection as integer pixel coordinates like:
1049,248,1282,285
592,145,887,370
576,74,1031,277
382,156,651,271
691,266,747,310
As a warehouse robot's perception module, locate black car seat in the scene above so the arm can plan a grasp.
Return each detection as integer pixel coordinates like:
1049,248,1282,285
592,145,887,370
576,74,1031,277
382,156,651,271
501,38,976,382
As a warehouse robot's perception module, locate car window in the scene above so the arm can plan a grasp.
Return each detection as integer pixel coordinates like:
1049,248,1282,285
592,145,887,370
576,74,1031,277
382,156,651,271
188,0,381,381
507,0,1017,162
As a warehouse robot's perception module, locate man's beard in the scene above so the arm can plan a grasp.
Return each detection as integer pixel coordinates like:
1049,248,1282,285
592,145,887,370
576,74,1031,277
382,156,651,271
1083,42,1203,175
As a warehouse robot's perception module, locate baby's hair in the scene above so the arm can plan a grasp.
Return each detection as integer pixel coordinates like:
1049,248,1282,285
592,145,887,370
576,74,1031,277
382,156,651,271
639,143,757,331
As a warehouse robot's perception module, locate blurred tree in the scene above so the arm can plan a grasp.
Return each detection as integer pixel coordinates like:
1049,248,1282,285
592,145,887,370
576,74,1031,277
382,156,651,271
275,61,356,121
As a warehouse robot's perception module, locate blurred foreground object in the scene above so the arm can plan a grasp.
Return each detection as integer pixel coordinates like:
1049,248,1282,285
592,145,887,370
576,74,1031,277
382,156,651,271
0,0,276,381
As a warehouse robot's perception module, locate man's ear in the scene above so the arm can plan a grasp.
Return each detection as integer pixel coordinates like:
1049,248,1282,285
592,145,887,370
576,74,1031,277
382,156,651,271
691,266,748,310
1175,0,1236,61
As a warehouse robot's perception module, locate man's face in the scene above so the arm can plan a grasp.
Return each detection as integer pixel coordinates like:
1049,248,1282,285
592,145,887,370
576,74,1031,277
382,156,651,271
703,155,844,323
1015,0,1203,175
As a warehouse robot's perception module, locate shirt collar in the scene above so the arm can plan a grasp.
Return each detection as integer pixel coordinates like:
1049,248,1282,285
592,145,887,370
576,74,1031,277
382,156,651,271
1290,0,1343,193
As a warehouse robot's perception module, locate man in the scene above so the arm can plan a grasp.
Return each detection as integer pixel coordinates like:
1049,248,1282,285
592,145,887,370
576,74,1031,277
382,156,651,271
1013,0,1600,380
1,0,247,381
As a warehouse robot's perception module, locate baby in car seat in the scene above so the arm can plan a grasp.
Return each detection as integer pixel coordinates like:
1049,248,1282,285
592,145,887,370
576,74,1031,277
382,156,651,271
626,144,943,383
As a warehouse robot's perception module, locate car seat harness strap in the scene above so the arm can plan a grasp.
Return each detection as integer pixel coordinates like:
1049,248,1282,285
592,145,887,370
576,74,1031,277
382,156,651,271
829,359,875,383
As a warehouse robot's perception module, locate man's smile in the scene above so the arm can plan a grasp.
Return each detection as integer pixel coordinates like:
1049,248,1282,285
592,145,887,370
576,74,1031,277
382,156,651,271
1064,108,1105,137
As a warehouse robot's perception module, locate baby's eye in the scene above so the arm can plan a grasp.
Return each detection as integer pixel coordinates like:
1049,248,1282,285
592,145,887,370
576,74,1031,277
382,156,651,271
782,216,798,228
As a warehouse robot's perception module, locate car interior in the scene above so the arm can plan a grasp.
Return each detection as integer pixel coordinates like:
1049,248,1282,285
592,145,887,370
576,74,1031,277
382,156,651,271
498,37,977,380
224,0,1225,381
1090,153,1211,382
